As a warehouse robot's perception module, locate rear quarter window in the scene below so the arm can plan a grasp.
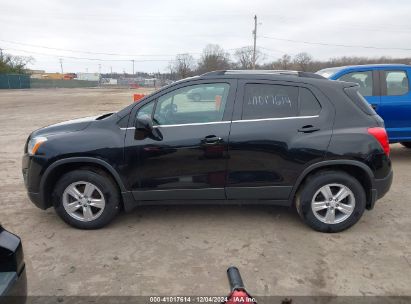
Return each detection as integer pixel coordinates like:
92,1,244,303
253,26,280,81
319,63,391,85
344,86,376,115
299,87,321,116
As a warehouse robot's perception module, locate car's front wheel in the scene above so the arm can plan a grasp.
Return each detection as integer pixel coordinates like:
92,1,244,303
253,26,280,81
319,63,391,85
53,169,120,229
296,171,366,233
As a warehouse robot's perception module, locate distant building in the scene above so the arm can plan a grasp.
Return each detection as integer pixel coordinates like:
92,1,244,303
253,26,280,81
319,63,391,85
27,69,45,75
76,73,101,81
30,73,63,80
144,78,157,87
101,78,118,85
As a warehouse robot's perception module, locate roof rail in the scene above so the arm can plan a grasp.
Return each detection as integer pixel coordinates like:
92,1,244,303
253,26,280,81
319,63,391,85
200,70,325,79
224,70,299,75
200,70,227,77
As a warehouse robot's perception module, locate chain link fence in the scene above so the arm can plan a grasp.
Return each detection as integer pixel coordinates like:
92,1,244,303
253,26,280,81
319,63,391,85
0,74,30,89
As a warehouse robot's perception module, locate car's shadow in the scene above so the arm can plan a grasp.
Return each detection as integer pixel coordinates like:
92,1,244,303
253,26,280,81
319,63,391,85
112,203,303,229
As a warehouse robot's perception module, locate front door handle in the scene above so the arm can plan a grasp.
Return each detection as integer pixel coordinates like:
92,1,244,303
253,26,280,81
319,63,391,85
202,135,223,145
298,125,320,133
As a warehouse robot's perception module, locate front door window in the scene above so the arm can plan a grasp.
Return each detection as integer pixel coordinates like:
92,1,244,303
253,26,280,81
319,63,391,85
153,83,230,125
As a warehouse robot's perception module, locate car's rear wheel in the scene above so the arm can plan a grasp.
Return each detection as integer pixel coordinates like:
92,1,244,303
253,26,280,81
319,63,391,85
53,169,120,229
400,142,411,149
296,171,366,233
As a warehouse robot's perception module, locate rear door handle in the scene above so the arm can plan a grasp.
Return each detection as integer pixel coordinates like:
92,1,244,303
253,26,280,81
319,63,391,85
202,135,223,145
371,104,378,110
298,125,320,133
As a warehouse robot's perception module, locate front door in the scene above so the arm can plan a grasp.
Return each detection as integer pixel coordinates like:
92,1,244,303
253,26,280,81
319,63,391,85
378,69,411,142
124,80,236,201
226,80,334,201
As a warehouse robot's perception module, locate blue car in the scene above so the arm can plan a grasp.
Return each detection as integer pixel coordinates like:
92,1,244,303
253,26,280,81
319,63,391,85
317,64,411,147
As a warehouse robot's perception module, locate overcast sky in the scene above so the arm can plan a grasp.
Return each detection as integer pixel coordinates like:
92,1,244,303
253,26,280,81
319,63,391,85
1,0,410,73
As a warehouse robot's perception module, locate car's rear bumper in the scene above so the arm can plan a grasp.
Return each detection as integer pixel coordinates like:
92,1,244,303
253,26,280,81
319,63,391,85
369,170,393,209
375,170,393,199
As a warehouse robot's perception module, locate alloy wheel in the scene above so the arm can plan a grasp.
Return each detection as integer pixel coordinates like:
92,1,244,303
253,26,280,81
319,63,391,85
62,181,106,222
311,183,355,224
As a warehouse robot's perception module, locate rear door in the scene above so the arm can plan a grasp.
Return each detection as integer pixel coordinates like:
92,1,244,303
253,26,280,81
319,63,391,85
378,69,411,142
226,80,334,202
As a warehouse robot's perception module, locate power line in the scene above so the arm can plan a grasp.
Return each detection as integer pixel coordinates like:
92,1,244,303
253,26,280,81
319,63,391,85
1,46,177,62
0,38,203,57
259,46,294,56
260,35,411,51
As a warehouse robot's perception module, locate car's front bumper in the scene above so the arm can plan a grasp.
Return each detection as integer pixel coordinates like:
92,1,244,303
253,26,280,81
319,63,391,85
22,154,48,210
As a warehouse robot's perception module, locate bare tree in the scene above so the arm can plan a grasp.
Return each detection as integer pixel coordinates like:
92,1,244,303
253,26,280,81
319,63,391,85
270,54,293,70
293,52,313,71
197,44,231,73
0,53,34,74
234,46,262,69
172,54,195,79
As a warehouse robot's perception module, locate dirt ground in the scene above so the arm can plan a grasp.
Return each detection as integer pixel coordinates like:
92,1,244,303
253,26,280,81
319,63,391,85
0,88,410,297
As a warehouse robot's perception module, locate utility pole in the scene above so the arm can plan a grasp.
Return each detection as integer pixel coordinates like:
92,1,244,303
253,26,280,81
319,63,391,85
252,15,257,70
0,48,3,60
110,66,113,74
59,58,64,76
131,59,135,75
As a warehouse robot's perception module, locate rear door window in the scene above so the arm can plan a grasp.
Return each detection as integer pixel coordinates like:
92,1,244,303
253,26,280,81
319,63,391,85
338,71,373,96
242,84,321,120
242,84,299,119
384,70,409,96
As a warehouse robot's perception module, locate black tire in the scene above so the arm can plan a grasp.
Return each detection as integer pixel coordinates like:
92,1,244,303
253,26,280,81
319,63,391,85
52,169,120,229
295,171,366,233
400,142,411,149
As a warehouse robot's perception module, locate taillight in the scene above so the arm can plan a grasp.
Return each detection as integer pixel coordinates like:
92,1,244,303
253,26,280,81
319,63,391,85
368,127,390,156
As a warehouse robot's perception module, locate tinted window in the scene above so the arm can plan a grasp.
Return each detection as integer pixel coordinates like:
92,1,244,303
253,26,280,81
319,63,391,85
299,87,321,116
344,87,376,115
154,83,230,125
385,70,409,96
243,84,299,119
338,71,373,96
137,101,155,118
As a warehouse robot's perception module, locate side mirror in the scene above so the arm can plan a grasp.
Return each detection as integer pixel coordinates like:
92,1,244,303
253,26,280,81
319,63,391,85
134,115,153,140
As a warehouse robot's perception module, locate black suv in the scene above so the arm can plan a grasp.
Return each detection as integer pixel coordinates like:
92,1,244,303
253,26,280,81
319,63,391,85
22,70,393,232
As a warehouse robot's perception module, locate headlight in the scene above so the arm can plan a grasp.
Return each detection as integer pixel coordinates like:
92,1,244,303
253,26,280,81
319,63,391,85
27,136,47,155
